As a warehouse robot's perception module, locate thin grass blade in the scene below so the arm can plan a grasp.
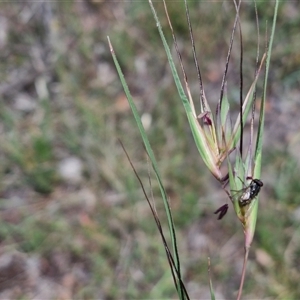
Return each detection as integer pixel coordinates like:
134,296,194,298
219,87,232,153
245,0,279,249
207,257,215,300
119,140,189,299
148,0,222,179
108,37,186,299
222,53,266,162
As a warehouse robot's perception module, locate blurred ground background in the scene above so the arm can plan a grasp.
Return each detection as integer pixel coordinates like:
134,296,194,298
0,1,299,299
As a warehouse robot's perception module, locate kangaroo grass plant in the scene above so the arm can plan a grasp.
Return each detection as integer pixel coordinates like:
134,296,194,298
108,0,279,298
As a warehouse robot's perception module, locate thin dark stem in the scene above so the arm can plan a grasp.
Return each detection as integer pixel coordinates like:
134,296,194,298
183,0,206,111
216,0,241,116
237,246,249,300
119,139,190,300
250,0,260,164
162,0,190,101
150,150,187,299
232,0,244,157
239,16,243,157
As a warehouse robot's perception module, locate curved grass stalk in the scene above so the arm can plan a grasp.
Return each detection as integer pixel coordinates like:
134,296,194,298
108,37,188,300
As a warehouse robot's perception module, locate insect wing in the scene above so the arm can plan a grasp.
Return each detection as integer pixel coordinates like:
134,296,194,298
243,196,258,218
240,187,251,205
231,185,250,203
230,178,264,218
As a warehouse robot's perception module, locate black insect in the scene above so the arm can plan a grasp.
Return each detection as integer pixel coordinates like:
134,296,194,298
214,178,263,220
238,178,263,207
